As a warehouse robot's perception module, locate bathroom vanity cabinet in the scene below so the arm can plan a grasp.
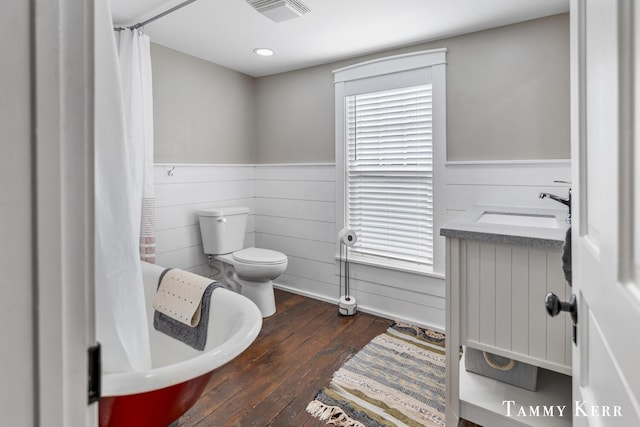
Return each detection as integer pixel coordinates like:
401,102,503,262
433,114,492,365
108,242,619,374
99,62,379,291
441,206,573,427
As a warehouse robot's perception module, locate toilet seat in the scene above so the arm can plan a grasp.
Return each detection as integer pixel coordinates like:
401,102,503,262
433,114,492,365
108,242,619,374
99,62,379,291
232,247,287,265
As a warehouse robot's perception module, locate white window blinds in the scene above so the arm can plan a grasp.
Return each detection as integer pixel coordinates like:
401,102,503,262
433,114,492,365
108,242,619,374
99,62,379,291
346,84,433,267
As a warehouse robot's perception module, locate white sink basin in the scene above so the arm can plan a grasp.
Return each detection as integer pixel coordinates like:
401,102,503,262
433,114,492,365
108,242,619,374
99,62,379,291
477,211,560,229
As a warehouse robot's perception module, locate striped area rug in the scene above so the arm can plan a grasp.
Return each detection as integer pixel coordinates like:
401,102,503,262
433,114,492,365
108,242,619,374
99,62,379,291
306,323,446,427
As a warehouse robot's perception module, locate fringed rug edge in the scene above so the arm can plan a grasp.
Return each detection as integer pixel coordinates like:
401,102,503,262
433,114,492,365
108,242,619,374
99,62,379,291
306,399,367,427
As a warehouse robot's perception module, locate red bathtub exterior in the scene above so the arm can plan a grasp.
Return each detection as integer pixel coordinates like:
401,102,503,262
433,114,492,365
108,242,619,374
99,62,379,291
99,371,213,427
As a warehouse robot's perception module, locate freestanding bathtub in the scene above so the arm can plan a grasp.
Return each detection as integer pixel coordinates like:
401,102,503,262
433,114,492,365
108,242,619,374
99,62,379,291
99,262,263,427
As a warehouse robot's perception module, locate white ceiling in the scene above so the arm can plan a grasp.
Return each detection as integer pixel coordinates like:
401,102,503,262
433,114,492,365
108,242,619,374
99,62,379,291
109,0,569,77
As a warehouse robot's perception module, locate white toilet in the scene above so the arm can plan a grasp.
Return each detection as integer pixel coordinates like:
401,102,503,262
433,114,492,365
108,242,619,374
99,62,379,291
198,206,287,317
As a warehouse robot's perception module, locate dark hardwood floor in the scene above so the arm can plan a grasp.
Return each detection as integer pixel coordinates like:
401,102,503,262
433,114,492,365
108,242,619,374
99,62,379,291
177,289,480,427
177,289,392,426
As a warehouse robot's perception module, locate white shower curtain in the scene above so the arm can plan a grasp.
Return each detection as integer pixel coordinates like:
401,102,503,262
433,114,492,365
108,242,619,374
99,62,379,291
95,0,152,372
117,27,156,264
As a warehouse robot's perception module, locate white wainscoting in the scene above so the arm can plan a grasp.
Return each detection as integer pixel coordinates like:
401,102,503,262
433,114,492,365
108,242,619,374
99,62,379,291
154,164,255,276
254,164,338,302
445,160,572,221
152,160,570,332
254,164,446,330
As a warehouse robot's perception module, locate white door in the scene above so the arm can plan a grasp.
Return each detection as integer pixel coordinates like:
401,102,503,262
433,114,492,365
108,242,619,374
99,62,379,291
570,0,640,424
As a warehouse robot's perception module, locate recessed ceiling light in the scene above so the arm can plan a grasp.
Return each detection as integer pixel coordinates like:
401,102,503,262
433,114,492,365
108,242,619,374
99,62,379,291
253,48,275,57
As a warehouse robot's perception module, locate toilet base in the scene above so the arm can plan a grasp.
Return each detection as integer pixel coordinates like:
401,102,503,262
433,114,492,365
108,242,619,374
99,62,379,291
240,280,276,318
220,264,275,317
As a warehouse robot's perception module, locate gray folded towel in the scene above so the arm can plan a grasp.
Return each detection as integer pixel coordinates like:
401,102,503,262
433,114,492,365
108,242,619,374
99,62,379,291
562,227,572,285
153,268,222,350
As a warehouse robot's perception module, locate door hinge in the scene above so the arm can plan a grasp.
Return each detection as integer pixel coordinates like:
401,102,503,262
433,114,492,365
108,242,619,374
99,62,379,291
88,343,101,404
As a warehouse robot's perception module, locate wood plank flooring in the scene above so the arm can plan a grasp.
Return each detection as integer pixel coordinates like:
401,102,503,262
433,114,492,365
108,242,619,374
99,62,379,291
177,289,480,426
177,289,391,426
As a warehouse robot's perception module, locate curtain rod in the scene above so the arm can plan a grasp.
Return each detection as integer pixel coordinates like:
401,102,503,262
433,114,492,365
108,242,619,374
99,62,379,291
114,0,199,31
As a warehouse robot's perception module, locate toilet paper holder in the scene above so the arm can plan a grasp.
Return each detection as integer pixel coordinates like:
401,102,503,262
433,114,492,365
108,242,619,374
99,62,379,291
339,228,357,247
338,228,357,316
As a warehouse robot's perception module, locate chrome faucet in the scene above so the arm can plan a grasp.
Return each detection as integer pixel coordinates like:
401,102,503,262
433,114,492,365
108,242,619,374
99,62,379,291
539,184,571,224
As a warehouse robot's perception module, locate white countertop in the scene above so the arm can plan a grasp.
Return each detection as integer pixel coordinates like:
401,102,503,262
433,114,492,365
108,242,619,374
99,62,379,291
440,205,570,248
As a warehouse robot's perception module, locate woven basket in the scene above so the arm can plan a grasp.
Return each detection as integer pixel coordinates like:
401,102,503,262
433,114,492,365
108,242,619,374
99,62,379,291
464,347,538,391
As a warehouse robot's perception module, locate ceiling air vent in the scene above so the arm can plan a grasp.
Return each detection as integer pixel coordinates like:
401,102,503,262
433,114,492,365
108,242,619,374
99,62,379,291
246,0,311,23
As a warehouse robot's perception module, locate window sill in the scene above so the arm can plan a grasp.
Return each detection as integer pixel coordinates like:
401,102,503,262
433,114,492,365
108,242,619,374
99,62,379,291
334,253,445,280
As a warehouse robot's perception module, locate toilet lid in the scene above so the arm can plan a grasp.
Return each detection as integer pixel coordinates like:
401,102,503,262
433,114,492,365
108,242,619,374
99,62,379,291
232,247,287,265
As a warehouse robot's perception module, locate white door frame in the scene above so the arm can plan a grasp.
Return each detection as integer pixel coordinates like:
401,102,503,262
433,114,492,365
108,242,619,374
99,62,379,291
34,0,96,425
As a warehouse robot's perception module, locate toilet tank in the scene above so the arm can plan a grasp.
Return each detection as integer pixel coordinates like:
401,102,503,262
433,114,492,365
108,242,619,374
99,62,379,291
198,206,250,255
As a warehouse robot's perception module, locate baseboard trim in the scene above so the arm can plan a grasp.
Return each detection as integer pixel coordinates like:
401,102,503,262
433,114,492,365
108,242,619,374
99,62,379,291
272,282,444,333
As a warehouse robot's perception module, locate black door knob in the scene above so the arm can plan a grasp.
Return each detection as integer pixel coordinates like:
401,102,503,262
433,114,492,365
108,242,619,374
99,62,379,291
545,292,578,324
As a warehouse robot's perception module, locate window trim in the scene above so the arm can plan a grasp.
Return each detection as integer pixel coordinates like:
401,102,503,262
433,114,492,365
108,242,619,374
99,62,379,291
334,49,447,275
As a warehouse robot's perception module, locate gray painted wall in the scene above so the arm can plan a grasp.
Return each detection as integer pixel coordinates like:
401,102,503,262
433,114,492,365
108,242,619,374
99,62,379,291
151,14,569,164
254,13,570,163
151,43,256,163
255,64,335,163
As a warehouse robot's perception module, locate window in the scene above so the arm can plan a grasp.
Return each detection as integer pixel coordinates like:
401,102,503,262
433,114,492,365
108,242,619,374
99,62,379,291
346,84,433,266
334,49,446,275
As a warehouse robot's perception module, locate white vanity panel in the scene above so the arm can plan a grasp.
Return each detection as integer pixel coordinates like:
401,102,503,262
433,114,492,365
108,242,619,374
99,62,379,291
461,240,571,374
